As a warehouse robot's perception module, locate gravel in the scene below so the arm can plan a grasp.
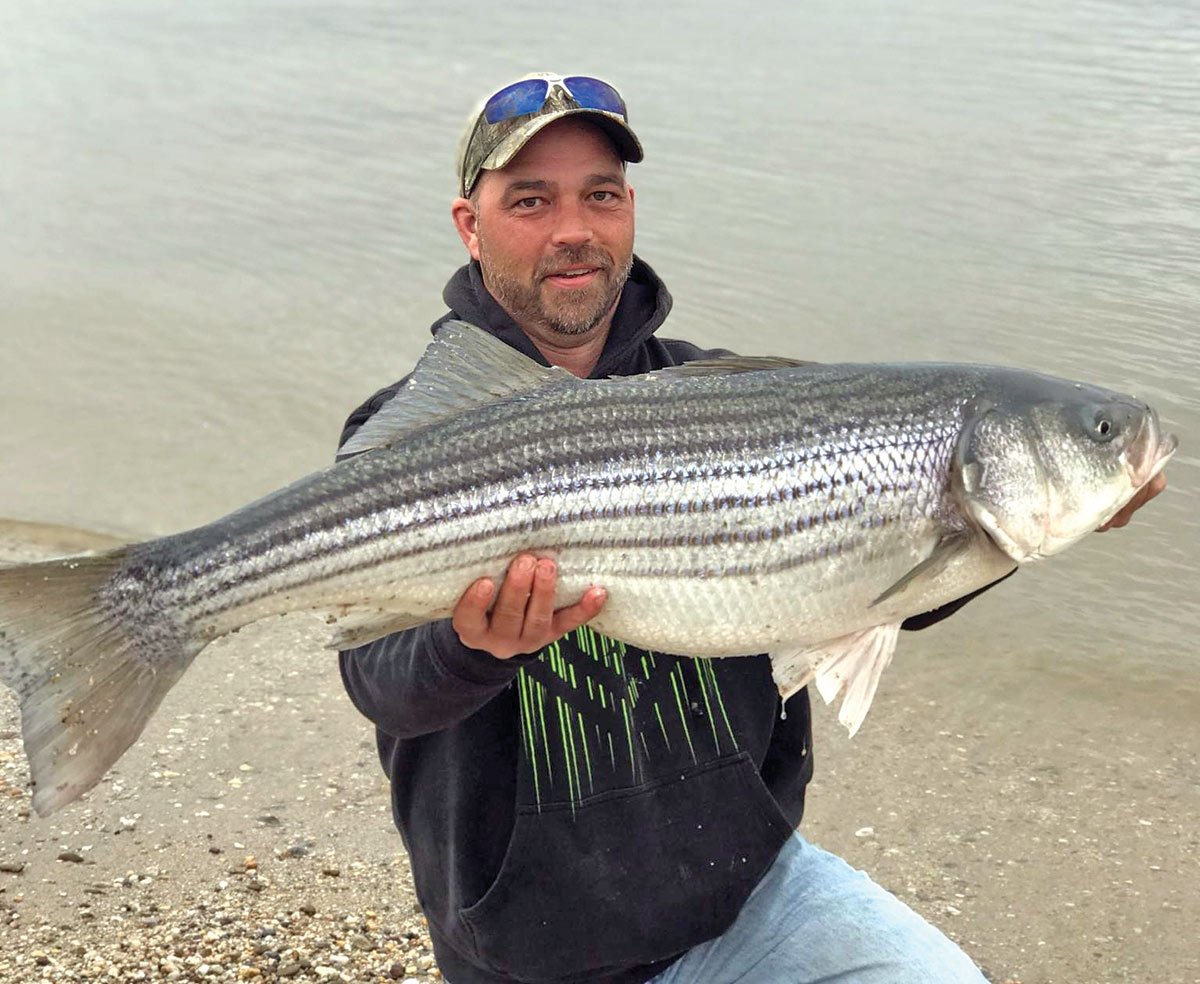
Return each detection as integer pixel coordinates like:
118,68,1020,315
0,684,443,983
1,900,441,982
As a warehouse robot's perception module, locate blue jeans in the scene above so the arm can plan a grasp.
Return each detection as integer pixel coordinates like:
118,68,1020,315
648,832,988,984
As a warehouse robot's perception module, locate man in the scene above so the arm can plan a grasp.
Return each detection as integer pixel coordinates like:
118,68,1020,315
338,72,1164,984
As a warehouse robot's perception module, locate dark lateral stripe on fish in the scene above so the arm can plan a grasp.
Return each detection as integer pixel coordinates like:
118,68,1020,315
163,476,926,622
169,517,875,626
198,420,956,574
166,435,945,601
274,374,961,537
160,454,947,624
371,527,870,586
416,400,945,491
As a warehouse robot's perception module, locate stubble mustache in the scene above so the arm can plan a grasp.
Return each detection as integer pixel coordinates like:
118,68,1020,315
536,245,614,280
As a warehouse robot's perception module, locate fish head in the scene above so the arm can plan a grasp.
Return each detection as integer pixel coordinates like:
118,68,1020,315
954,376,1177,563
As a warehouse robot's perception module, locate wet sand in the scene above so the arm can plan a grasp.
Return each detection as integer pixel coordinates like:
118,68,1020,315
0,522,1196,984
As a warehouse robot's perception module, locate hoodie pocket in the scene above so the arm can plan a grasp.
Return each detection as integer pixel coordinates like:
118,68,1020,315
458,751,793,981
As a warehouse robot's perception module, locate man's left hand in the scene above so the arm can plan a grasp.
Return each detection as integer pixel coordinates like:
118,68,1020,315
1097,473,1167,531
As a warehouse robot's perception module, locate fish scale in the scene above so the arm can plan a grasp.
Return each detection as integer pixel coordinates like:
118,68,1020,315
148,372,959,641
127,366,982,657
0,321,1176,815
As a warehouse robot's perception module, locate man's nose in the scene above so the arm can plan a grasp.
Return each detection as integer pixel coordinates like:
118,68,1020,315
550,200,594,247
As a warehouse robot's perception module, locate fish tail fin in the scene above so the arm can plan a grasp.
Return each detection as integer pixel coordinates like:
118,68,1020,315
0,550,199,816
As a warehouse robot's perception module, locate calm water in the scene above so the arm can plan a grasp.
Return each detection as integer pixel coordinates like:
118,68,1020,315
1,0,1197,693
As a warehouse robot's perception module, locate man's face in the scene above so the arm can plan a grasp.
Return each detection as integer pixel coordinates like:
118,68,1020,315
457,118,635,338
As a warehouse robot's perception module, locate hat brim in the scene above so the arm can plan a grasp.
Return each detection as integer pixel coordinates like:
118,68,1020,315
467,109,644,195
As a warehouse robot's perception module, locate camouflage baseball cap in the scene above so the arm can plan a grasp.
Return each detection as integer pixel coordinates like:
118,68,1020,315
456,72,644,197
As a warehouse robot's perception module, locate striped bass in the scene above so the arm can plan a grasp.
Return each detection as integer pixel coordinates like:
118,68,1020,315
0,322,1177,816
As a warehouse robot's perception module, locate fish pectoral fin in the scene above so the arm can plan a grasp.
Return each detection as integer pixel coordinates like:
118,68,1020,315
869,530,974,608
325,608,430,650
771,623,902,737
338,321,580,457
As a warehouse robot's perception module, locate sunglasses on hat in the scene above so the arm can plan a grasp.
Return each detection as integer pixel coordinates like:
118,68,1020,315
481,75,628,125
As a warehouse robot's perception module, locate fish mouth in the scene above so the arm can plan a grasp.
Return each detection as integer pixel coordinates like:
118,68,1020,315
1125,408,1178,488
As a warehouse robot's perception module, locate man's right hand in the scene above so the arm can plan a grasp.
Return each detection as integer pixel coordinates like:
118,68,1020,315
451,554,607,660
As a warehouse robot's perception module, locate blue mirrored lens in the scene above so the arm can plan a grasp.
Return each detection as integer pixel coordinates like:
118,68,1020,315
483,79,550,125
563,76,626,116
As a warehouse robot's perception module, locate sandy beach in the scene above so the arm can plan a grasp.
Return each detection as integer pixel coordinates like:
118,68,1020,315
0,521,1195,984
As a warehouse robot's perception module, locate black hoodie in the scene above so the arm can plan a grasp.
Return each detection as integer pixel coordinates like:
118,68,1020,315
337,258,989,984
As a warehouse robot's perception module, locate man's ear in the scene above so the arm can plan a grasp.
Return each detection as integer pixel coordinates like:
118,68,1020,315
451,197,481,261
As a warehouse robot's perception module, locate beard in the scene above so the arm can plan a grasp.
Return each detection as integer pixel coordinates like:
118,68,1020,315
479,241,634,337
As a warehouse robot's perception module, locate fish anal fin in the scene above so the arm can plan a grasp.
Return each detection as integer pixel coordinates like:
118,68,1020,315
325,607,432,650
771,623,902,738
339,321,580,457
870,530,973,608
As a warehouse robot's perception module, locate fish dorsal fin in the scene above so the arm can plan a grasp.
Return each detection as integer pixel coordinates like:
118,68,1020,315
644,355,818,379
339,321,579,456
769,622,902,737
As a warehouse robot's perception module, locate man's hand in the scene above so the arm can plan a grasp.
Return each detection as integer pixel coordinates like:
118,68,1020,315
1098,473,1167,532
452,554,607,660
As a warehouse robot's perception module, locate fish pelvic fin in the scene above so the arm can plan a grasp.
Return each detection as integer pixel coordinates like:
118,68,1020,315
339,320,581,456
0,551,200,816
770,622,902,738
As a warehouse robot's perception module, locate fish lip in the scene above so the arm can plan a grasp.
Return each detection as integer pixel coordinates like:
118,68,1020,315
1126,410,1177,487
1147,431,1178,481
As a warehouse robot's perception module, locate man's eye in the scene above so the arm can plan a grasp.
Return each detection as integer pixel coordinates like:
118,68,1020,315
591,190,616,202
515,197,542,209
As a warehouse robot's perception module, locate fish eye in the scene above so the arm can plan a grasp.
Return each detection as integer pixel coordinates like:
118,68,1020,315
1089,410,1117,442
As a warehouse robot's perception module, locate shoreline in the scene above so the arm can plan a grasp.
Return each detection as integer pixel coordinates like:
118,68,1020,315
0,525,1196,983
